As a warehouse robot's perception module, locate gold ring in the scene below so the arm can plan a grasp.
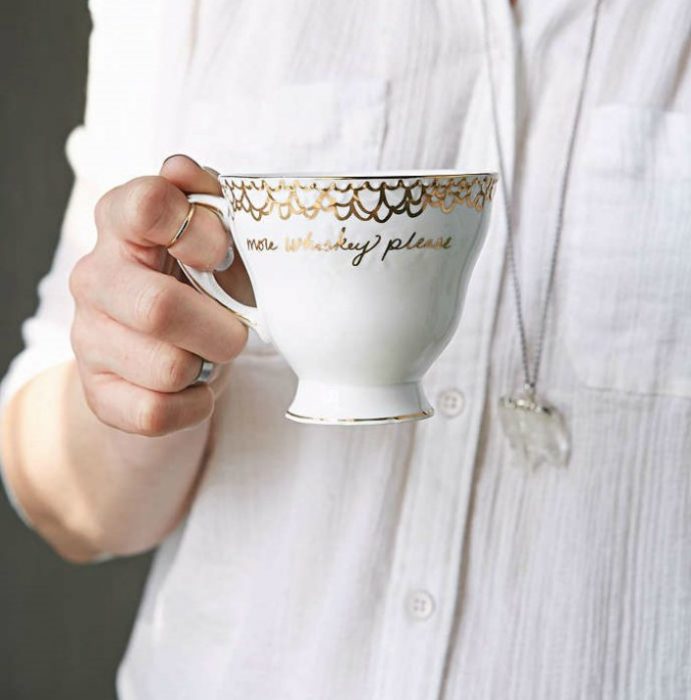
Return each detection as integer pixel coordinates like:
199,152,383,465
166,203,196,249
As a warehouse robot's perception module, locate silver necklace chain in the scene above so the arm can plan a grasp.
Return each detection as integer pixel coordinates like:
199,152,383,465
482,0,603,395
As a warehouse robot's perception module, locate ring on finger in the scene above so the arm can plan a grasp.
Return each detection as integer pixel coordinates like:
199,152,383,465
167,202,196,249
193,358,217,385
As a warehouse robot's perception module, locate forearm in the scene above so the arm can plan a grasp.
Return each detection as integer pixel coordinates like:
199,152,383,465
1,360,211,562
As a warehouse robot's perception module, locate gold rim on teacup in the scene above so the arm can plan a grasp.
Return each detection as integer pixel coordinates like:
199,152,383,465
220,172,499,223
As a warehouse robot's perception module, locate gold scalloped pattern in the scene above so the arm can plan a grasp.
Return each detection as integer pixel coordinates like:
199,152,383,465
222,175,497,223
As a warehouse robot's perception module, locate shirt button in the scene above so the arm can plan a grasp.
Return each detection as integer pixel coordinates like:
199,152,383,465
407,590,436,621
438,388,465,417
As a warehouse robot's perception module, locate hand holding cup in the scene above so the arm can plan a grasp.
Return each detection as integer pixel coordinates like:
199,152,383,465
69,156,247,436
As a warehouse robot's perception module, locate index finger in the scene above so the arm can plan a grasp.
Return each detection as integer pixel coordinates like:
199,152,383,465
95,162,228,270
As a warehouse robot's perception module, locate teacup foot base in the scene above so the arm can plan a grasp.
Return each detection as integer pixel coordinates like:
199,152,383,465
286,380,434,426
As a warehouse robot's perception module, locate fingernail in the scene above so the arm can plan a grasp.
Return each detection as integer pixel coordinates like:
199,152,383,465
203,165,220,178
215,243,235,271
162,153,201,169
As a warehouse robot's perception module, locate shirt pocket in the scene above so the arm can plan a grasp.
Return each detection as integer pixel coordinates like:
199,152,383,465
562,105,691,397
183,78,388,173
180,79,389,355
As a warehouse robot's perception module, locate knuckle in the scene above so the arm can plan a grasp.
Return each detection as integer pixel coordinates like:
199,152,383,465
69,254,94,302
69,317,86,358
135,279,176,335
126,177,171,235
135,393,172,437
94,189,114,230
80,375,105,421
158,346,194,392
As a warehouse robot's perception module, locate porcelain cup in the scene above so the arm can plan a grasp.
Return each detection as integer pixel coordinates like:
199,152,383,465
180,171,497,425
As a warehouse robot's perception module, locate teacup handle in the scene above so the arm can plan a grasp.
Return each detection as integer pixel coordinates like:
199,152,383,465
176,193,271,343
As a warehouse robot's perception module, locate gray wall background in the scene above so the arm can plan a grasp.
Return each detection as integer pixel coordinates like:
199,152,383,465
1,2,152,698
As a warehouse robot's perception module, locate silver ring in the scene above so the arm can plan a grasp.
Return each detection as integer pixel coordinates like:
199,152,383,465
193,359,216,385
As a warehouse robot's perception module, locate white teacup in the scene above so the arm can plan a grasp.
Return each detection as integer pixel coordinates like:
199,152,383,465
180,171,497,425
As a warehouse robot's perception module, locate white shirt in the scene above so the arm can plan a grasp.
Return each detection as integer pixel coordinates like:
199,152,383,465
2,0,690,698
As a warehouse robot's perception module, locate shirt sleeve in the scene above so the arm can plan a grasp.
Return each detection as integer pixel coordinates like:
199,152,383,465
0,0,177,524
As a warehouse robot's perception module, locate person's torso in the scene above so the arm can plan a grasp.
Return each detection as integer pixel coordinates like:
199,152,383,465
112,1,691,697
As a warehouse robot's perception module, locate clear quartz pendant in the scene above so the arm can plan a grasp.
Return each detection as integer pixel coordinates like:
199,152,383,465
498,387,570,469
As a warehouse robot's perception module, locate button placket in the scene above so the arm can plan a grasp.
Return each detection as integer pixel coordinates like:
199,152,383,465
373,9,518,696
